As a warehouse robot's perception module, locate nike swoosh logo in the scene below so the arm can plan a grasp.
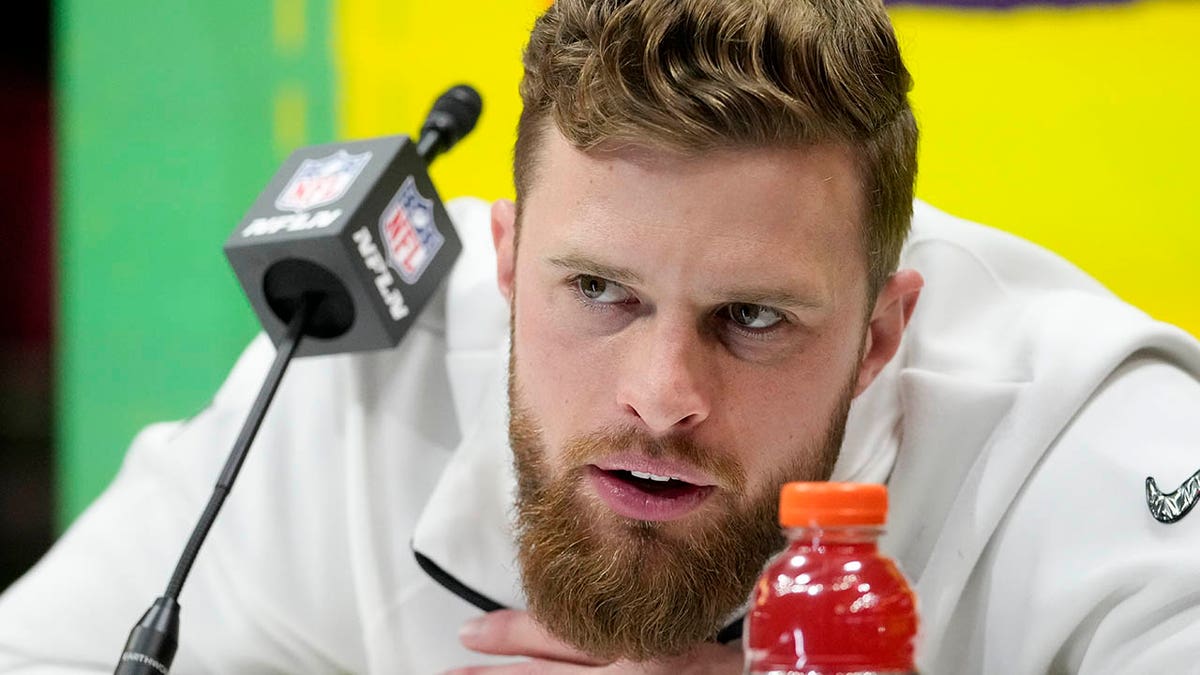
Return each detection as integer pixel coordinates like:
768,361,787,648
1146,470,1200,524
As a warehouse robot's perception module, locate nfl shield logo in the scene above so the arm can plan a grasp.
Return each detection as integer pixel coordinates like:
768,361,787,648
379,177,444,284
275,149,373,212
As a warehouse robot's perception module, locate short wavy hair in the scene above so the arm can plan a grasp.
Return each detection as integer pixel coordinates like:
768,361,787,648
515,0,918,296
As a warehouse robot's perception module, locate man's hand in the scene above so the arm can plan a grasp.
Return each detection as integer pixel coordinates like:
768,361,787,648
444,609,743,674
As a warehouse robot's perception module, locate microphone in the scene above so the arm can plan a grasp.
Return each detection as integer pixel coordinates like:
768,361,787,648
114,84,483,674
416,84,483,164
225,83,483,358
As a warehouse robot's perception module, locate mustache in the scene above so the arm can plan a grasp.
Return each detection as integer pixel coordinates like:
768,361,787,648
560,426,747,493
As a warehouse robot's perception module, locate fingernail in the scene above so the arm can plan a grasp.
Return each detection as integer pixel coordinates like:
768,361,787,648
459,616,485,642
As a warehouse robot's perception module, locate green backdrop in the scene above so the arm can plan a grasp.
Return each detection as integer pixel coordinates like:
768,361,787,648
56,1,335,525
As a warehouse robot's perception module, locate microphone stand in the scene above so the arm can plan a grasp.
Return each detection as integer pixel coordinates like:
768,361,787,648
114,298,312,674
113,84,482,673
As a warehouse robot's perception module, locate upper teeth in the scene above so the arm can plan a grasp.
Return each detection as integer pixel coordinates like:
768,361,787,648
630,470,674,482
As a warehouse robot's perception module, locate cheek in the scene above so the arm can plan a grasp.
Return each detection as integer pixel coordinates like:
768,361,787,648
718,328,860,481
511,287,621,451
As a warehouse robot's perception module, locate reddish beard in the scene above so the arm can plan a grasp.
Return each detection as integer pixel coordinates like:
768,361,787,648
508,371,853,661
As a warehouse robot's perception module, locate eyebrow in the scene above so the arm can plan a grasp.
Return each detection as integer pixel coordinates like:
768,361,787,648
720,288,826,311
547,254,644,286
547,253,826,311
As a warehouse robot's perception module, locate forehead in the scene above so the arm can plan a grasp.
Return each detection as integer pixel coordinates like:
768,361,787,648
519,131,868,300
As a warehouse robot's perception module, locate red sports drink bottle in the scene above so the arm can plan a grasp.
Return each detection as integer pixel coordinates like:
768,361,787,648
744,482,919,674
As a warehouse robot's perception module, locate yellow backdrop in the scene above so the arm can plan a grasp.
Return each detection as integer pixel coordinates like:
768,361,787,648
335,0,1199,337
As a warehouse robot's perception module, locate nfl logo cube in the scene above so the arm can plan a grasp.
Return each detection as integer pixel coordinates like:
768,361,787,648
225,135,461,358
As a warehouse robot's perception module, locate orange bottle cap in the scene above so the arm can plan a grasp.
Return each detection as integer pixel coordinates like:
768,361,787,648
778,482,888,527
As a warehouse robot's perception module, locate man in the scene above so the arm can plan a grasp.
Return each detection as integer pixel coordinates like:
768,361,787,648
3,0,1199,673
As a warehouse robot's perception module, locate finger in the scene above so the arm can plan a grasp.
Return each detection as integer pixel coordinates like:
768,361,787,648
458,609,609,666
443,657,594,675
631,643,744,674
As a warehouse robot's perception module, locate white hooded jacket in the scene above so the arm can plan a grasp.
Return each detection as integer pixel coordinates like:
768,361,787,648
1,199,1198,674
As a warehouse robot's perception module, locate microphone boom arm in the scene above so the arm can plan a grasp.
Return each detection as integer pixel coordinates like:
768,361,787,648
115,299,311,674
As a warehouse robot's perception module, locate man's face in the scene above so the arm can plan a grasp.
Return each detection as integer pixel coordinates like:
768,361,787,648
500,130,873,659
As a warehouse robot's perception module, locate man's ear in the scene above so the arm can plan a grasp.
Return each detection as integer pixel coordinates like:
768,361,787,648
854,269,923,397
491,198,517,304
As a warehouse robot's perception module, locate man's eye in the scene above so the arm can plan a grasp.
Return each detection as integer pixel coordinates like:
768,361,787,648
725,303,784,330
575,275,632,304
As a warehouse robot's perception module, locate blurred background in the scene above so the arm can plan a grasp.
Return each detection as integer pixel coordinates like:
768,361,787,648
1,0,1197,590
1,0,53,591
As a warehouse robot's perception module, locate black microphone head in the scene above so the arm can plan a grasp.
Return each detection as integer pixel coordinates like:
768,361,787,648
225,136,462,358
418,84,483,162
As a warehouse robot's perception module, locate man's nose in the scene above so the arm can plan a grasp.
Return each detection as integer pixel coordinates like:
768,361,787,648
617,320,712,435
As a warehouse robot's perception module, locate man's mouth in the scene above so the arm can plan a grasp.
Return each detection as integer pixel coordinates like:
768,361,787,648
585,465,717,522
